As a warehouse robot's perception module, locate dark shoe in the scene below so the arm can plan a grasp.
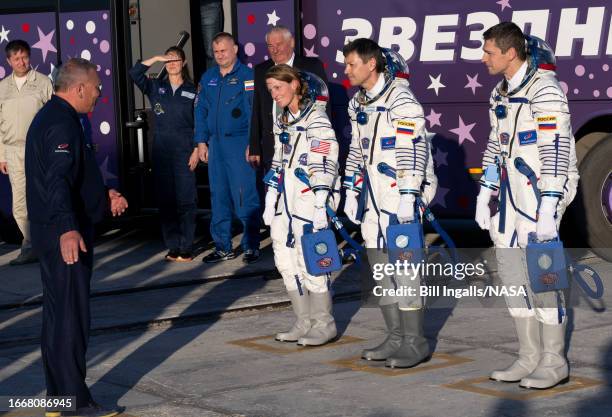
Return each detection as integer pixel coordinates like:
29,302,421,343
9,248,38,266
243,249,260,264
165,249,180,261
202,249,236,263
175,251,193,262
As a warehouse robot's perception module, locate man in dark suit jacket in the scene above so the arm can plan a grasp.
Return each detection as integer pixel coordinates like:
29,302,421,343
247,26,329,169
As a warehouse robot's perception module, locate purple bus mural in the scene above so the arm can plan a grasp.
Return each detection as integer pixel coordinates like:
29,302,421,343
296,0,612,256
0,3,118,242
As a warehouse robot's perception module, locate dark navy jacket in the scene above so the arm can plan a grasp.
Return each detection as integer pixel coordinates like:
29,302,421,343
194,59,254,144
129,62,197,152
25,95,108,235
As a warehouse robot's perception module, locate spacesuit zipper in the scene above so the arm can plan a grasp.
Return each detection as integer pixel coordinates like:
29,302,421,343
368,87,395,165
368,113,382,165
215,76,223,141
287,133,302,167
508,104,523,158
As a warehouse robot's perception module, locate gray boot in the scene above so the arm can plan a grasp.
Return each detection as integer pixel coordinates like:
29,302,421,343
519,321,569,389
362,303,402,361
491,316,541,382
385,309,430,368
275,290,311,342
297,291,337,346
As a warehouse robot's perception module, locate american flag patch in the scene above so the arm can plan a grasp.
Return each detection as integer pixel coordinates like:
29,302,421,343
244,80,254,91
310,140,330,155
396,120,415,136
537,116,557,130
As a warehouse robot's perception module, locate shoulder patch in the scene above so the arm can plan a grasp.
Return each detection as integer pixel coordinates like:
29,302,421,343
537,116,557,131
244,80,254,91
310,140,330,155
396,120,416,137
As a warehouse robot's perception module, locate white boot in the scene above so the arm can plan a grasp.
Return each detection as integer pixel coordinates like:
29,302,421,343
275,290,311,342
491,316,541,382
297,291,337,346
520,321,569,389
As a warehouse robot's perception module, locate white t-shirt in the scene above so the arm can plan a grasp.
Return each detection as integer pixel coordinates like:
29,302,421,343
14,74,27,91
507,61,528,92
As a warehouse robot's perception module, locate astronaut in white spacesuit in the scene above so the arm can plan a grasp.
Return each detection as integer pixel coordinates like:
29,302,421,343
476,22,579,389
342,38,437,368
262,64,339,346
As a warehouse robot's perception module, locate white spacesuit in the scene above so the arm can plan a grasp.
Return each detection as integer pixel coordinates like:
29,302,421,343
263,71,340,346
343,48,436,368
476,36,579,389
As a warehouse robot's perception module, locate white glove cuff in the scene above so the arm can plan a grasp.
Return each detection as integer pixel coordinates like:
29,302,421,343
477,186,493,202
539,196,559,215
314,190,328,208
265,189,278,206
346,189,359,198
400,193,416,203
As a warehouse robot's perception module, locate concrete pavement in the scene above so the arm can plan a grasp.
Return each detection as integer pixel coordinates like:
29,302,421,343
0,223,610,417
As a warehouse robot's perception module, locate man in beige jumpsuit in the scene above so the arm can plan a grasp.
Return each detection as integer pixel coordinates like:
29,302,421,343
0,40,53,265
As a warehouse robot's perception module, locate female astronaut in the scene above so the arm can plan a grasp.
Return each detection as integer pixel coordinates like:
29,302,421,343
262,64,340,346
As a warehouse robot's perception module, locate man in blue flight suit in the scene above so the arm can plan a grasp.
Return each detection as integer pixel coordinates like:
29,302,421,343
26,58,127,417
196,32,261,264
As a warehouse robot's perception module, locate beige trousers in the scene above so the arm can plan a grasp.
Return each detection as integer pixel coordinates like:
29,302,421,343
4,145,30,249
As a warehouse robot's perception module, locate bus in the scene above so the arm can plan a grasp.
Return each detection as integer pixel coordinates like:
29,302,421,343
1,0,610,260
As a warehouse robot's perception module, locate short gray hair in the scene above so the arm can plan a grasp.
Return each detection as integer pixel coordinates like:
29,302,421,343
265,25,293,43
54,58,97,92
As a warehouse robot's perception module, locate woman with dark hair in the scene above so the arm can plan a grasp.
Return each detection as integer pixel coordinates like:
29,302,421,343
263,64,340,346
129,47,199,261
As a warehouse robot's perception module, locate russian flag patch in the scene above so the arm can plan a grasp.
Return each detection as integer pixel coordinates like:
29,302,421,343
244,80,254,91
396,120,416,137
537,116,557,131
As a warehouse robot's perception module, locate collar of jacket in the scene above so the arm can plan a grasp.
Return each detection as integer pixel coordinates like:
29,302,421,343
9,68,38,85
215,59,244,78
51,95,81,123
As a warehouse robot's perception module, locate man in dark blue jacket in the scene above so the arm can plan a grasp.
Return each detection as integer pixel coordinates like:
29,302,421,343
195,32,261,264
26,58,127,417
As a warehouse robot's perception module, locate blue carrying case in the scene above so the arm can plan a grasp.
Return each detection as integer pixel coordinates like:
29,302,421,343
386,214,425,264
301,224,342,276
526,233,569,293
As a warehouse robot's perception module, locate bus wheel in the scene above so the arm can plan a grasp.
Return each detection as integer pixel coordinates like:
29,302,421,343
573,133,612,261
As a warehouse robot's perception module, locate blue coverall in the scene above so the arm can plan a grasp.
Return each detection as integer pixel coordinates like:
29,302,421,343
26,95,108,409
194,60,260,252
129,62,198,252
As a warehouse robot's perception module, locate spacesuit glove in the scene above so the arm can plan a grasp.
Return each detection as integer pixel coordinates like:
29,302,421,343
344,189,361,225
475,186,493,230
313,191,329,230
262,189,278,226
536,196,559,241
397,194,416,223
